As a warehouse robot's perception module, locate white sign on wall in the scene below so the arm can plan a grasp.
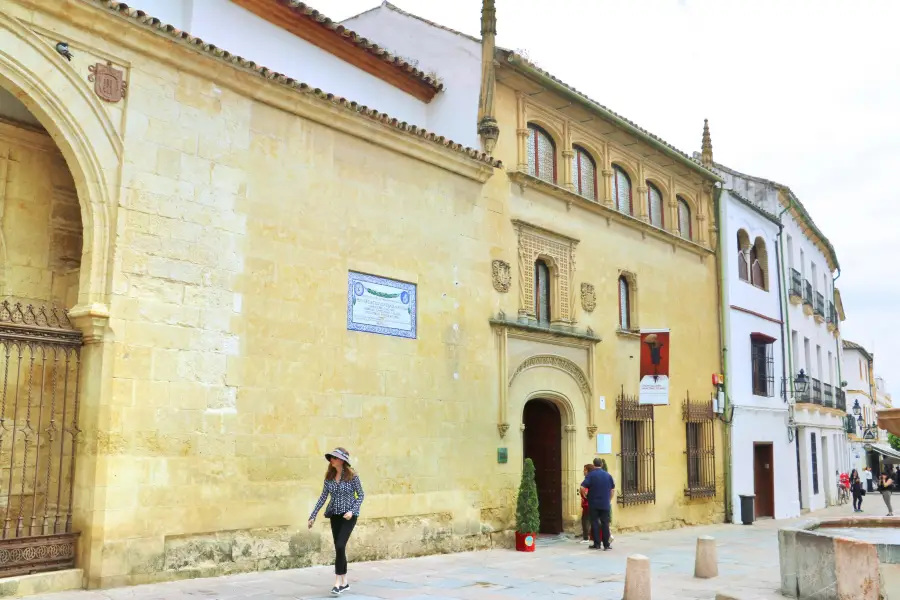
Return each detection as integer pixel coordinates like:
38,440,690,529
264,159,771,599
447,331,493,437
347,271,417,339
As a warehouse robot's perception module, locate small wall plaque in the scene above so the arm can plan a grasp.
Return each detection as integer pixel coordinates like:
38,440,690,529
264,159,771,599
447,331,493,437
497,448,508,464
88,61,126,103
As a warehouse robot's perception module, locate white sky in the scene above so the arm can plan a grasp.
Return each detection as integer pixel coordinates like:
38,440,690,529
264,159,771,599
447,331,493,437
330,0,900,396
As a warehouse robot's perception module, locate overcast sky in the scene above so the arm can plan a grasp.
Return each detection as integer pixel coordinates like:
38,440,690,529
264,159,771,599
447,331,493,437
331,0,899,396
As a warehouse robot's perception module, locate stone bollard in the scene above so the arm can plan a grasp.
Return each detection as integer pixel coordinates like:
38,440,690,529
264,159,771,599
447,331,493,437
694,535,718,579
623,553,651,600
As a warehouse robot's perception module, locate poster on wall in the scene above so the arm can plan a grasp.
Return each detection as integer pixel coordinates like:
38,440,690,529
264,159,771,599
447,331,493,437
347,271,417,339
639,329,670,405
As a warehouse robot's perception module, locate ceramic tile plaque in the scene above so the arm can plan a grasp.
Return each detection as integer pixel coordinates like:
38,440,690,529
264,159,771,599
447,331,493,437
347,271,417,339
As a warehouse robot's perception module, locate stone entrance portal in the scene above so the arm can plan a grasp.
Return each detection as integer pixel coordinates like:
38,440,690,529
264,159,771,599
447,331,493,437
522,398,562,534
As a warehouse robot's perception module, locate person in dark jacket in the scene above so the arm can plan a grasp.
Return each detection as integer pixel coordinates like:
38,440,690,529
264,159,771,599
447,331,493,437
850,469,864,512
581,463,615,550
309,447,365,596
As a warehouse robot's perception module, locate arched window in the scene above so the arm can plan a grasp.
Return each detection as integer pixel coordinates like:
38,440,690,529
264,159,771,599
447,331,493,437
737,230,750,282
647,182,664,228
750,237,768,291
534,259,551,325
618,275,630,330
527,124,556,184
677,196,692,240
571,146,597,200
612,165,632,215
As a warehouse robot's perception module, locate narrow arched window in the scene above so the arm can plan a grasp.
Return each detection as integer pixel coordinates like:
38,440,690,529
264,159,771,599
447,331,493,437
618,276,630,330
750,238,768,290
527,124,556,184
571,146,597,200
677,196,692,240
647,183,664,228
737,231,750,282
535,259,551,325
612,166,632,215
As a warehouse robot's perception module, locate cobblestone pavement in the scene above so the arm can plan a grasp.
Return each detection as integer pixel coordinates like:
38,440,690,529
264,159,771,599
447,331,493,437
43,504,861,600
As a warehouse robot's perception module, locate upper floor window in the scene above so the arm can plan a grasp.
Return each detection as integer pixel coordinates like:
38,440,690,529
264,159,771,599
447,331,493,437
527,124,556,184
647,183,664,228
572,146,597,201
612,166,633,216
677,196,692,240
534,259,551,325
618,275,631,330
737,230,750,282
737,231,768,291
751,334,775,397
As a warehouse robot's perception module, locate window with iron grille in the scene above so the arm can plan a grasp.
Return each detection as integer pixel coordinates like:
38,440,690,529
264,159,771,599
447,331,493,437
683,394,716,498
527,124,556,184
612,165,633,215
617,390,655,506
810,433,819,495
647,182,664,228
751,336,775,397
571,145,597,201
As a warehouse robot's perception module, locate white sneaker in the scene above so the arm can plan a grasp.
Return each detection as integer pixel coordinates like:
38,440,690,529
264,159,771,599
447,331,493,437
579,539,591,544
610,535,615,542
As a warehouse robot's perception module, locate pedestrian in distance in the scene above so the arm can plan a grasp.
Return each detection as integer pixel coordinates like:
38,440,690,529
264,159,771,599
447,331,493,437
592,457,615,542
865,467,873,492
580,464,595,544
850,468,865,512
877,472,894,517
308,447,365,596
581,461,615,551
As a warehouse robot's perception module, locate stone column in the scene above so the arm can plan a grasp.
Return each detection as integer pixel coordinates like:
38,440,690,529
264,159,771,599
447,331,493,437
635,185,649,222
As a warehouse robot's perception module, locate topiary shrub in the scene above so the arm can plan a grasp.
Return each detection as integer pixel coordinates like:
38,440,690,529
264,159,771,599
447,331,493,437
889,433,900,453
516,458,540,534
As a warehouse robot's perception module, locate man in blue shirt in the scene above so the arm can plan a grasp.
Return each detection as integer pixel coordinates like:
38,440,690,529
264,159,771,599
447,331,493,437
581,466,615,550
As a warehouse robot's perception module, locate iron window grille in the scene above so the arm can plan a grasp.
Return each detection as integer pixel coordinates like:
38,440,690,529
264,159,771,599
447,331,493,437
803,280,813,305
836,389,847,412
750,338,775,397
789,269,803,298
683,394,716,499
823,383,834,408
616,389,656,506
814,292,825,317
811,378,822,404
810,433,819,495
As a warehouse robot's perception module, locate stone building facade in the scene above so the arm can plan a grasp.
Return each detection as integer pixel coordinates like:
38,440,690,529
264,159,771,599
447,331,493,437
0,0,724,593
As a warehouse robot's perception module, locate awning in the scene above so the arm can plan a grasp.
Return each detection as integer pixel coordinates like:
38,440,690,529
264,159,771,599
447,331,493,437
864,443,900,463
750,332,777,344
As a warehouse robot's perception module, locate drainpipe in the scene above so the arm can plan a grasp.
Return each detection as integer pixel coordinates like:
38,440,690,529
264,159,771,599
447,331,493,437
774,225,788,406
715,187,733,523
833,268,845,469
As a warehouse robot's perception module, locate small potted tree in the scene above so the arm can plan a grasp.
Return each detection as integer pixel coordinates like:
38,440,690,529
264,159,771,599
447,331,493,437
515,458,540,552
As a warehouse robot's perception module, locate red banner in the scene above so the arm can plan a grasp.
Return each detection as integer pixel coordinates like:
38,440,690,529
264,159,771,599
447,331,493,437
639,329,670,405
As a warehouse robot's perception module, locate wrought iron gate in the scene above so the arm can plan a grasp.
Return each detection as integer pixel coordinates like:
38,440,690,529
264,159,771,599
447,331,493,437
0,301,81,576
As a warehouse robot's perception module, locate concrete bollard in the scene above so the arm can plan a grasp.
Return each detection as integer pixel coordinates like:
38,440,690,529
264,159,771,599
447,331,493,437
694,535,718,579
623,553,651,600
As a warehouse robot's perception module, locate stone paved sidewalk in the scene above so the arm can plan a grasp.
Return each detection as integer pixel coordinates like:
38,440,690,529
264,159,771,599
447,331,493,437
43,504,859,600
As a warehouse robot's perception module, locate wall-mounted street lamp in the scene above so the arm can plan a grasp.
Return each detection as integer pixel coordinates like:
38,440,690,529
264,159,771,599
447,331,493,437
853,399,879,439
784,369,809,399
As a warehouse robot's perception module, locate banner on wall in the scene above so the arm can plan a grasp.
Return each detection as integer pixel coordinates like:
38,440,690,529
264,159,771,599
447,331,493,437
639,329,670,405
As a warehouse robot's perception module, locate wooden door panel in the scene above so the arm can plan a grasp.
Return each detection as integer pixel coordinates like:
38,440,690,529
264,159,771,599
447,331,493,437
754,444,775,518
523,399,562,534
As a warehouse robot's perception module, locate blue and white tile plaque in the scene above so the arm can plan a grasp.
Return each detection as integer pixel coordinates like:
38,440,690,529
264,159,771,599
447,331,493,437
347,271,417,339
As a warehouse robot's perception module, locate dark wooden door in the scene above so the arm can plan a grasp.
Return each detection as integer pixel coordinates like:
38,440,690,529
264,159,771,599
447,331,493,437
754,443,775,518
523,399,562,534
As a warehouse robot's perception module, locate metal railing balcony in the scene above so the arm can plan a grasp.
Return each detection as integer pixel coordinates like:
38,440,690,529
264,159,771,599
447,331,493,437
811,378,822,404
815,292,825,317
823,383,834,408
790,269,803,298
836,389,847,412
803,280,813,305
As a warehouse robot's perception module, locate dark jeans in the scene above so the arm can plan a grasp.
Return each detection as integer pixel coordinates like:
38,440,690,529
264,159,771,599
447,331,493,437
853,490,863,511
590,507,611,549
329,515,357,575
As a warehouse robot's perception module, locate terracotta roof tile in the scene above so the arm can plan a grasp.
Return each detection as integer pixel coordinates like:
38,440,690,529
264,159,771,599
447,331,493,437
91,1,500,167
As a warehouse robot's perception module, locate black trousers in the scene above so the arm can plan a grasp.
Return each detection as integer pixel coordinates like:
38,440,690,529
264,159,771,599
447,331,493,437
581,509,591,540
329,515,357,575
590,507,611,549
853,490,863,511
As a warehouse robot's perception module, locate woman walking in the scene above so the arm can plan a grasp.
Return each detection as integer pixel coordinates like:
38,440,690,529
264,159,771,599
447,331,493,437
850,469,864,513
308,447,365,595
878,472,894,517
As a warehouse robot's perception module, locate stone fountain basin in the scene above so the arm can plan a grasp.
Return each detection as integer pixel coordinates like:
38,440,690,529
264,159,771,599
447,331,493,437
779,516,900,599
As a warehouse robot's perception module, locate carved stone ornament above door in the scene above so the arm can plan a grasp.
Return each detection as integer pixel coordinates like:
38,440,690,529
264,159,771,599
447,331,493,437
581,282,596,313
491,259,511,293
88,61,126,103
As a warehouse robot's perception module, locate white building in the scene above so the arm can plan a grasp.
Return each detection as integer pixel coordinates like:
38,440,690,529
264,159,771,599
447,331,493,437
132,0,452,134
844,342,899,480
714,164,797,521
713,161,848,517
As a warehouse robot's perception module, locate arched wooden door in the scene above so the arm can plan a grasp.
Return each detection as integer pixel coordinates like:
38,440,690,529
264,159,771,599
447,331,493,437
523,399,562,534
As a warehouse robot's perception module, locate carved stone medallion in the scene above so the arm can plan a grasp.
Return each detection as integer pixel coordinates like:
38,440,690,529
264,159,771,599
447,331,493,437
581,282,596,313
88,62,126,103
491,259,511,293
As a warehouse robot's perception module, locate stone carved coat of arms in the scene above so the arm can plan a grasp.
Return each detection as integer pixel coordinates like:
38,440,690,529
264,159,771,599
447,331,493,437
491,260,511,293
581,282,596,312
88,62,127,103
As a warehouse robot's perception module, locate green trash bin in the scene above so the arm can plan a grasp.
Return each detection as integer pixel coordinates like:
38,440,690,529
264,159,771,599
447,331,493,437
739,494,755,525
